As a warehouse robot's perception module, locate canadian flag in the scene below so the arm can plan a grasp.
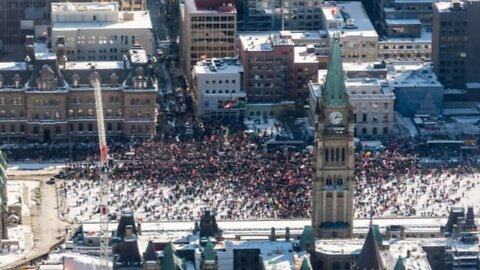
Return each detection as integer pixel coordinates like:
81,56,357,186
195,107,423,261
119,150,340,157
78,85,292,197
331,8,337,15
224,101,234,109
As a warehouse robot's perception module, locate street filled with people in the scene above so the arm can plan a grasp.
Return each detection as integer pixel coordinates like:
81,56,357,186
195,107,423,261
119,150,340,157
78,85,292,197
5,124,480,222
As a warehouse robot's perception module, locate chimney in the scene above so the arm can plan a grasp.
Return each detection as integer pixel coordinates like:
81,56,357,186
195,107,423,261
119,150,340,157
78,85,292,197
285,227,290,242
25,35,35,63
270,227,276,241
137,222,142,235
122,55,128,69
125,225,133,238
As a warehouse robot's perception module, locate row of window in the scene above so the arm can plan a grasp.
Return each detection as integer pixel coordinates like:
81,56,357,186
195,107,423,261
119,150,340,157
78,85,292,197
354,126,389,136
204,79,236,84
204,89,238,94
0,97,23,105
353,113,390,123
324,147,346,163
0,110,25,118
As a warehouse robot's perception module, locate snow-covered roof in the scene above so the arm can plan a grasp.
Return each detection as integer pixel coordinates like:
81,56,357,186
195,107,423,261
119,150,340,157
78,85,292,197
322,1,378,38
0,62,27,71
52,11,152,30
65,61,125,70
193,58,243,75
294,47,318,64
239,33,294,52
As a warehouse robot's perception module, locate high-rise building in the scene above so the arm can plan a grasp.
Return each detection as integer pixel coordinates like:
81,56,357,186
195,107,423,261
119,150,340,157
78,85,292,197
239,0,324,31
179,0,237,78
432,0,480,89
0,0,50,44
312,38,354,238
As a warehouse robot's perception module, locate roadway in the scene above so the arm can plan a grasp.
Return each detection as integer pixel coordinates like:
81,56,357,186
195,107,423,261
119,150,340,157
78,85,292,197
0,173,76,270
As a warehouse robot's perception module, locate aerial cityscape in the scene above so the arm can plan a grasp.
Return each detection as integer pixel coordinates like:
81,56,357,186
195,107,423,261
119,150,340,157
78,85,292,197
0,0,479,269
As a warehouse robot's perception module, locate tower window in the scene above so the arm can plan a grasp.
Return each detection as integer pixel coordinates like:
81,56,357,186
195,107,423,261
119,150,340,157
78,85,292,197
336,148,340,162
326,178,332,185
342,148,345,162
337,178,343,185
325,148,329,162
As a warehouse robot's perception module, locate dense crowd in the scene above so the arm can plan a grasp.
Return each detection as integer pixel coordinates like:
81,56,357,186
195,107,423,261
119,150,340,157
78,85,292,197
354,142,480,218
64,130,312,222
7,125,480,222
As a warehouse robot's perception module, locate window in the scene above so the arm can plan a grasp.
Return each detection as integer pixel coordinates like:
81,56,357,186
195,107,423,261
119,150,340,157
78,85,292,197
55,126,61,134
33,126,39,134
336,178,343,185
325,148,329,162
20,125,25,133
362,127,367,134
88,123,93,132
10,125,15,133
326,178,332,185
362,113,367,122
78,123,84,132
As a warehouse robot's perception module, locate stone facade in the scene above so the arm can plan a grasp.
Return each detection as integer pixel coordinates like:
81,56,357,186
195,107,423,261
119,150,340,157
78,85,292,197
0,37,156,143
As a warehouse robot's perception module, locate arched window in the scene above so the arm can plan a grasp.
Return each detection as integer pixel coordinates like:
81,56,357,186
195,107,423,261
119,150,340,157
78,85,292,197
325,148,329,162
336,148,340,162
342,148,345,162
326,178,332,185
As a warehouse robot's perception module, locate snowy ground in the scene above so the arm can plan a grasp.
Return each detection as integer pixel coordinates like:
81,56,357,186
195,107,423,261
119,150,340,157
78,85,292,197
65,171,480,223
355,171,480,218
0,181,39,267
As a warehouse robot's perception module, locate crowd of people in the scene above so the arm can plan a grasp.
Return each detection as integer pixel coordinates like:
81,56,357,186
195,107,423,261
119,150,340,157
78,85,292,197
64,129,312,222
8,123,480,222
354,142,480,218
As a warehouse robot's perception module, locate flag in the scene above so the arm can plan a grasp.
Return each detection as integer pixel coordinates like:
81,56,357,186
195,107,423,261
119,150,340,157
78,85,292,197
200,54,207,60
224,101,234,109
331,8,337,15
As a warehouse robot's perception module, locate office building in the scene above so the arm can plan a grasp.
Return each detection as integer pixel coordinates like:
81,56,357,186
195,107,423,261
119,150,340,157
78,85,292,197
321,1,379,62
179,0,237,78
192,57,246,120
432,0,480,89
51,2,153,61
238,32,323,107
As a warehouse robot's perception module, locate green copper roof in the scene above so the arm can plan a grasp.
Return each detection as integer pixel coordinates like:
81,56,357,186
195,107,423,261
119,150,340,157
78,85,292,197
203,239,216,262
300,225,314,247
300,257,313,270
393,256,406,270
161,242,184,270
323,38,348,106
373,224,383,248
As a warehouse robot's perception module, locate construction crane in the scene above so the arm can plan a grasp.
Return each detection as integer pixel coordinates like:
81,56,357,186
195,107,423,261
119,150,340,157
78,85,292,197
92,77,110,269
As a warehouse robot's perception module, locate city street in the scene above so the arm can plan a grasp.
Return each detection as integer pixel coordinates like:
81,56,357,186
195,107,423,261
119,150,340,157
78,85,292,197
1,171,75,270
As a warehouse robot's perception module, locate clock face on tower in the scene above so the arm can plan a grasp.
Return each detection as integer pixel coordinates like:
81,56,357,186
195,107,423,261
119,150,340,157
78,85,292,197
328,111,343,125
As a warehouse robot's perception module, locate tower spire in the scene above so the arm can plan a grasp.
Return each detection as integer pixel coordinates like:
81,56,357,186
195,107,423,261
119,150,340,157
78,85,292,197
323,38,348,106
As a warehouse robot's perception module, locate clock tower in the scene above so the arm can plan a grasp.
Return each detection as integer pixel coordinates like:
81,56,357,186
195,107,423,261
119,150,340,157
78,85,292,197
312,38,354,238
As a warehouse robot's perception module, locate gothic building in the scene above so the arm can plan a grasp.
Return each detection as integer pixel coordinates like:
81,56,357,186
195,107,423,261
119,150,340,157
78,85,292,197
312,37,355,239
0,36,156,143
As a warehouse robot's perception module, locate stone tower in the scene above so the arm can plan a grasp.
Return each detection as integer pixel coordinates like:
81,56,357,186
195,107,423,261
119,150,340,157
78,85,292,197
312,38,354,239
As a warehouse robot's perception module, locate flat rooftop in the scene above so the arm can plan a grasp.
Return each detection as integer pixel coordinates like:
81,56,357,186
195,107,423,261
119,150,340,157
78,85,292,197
294,47,318,64
239,33,293,52
184,0,236,14
0,62,27,71
64,61,125,70
322,1,378,38
193,58,243,74
435,1,465,12
389,63,442,87
380,26,432,43
52,11,152,30
51,2,118,13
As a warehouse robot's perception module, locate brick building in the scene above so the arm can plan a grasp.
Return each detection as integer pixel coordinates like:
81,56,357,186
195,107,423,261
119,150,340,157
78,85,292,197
0,36,156,143
238,32,322,106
